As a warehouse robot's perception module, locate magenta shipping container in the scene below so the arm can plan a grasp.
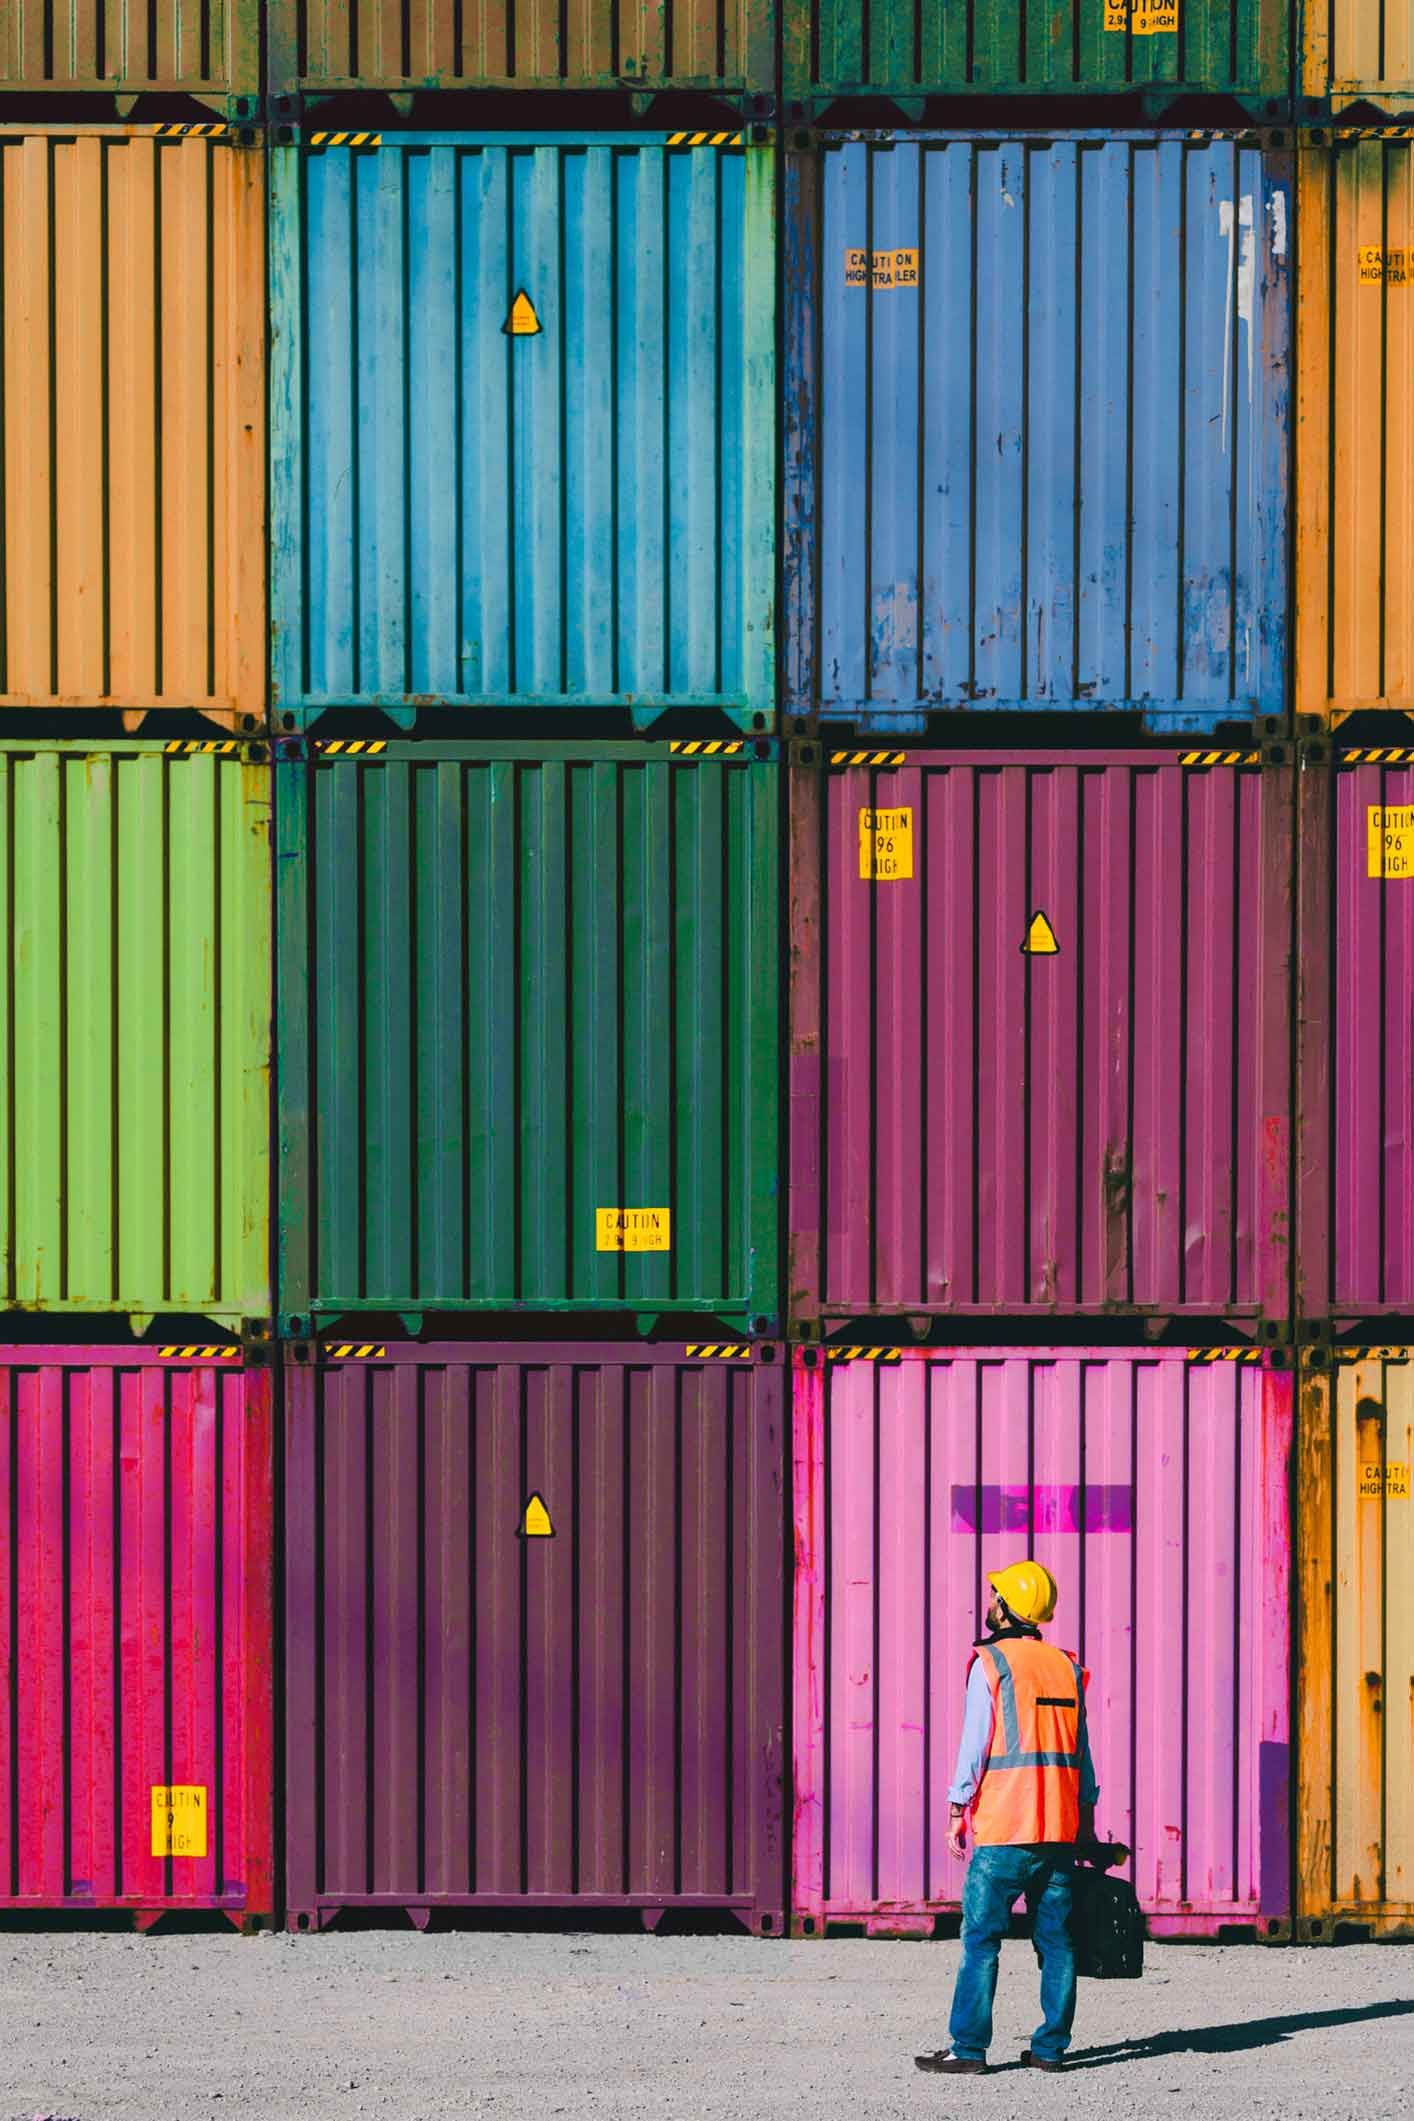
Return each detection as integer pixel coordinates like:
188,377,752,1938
792,1346,1292,1938
284,1341,787,1933
1295,745,1414,1318
0,1346,274,1926
789,748,1293,1329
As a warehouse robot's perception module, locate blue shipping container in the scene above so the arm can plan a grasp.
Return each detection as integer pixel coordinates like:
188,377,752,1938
270,134,775,732
784,135,1291,735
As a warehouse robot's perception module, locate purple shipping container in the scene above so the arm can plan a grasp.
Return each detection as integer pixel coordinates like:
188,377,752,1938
792,1347,1293,1938
789,748,1293,1328
284,1342,787,1933
1295,745,1414,1318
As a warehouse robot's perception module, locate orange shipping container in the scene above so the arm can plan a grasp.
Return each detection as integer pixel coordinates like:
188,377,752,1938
0,129,265,729
0,3,259,110
1303,6,1414,116
1296,136,1414,728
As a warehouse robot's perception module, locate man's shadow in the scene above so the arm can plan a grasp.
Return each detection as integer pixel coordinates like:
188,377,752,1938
998,1997,1414,2071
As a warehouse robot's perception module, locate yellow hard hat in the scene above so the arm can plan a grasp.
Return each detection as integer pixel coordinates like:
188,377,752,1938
987,1559,1059,1626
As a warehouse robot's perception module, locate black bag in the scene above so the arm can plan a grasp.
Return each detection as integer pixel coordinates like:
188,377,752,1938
1068,1857,1145,1979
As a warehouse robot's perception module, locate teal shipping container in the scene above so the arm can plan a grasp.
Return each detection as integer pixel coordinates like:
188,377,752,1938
269,134,775,733
275,740,780,1332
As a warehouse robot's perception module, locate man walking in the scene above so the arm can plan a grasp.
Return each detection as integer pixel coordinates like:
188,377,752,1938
916,1559,1098,2077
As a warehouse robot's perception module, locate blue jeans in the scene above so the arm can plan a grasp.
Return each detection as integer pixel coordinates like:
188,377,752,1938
948,1844,1077,2063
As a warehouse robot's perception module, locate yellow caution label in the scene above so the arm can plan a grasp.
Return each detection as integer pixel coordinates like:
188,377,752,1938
1367,805,1414,877
520,1492,554,1537
151,1785,207,1859
596,1207,671,1252
1359,246,1408,285
1022,911,1060,955
1105,0,1177,29
858,806,913,880
504,290,542,336
844,248,920,291
1359,1461,1410,1499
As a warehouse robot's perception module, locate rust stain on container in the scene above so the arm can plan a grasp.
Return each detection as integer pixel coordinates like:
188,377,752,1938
1296,138,1414,726
0,129,265,727
1297,1351,1414,1939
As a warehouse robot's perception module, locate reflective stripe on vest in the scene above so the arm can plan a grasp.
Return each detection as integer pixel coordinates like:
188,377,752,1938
969,1637,1089,1847
986,1642,1084,1770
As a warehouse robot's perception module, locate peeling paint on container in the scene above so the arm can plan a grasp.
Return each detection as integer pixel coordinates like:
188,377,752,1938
792,1346,1293,1938
1297,1350,1414,1940
789,749,1292,1326
0,743,271,1324
269,134,774,732
276,741,779,1328
284,1341,787,1934
269,0,773,97
1302,3,1414,115
0,1,259,103
784,135,1290,735
0,1346,273,1925
785,0,1290,111
0,129,265,726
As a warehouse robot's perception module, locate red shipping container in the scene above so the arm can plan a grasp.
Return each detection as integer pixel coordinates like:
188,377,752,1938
0,1346,274,1926
792,1346,1293,1939
284,1341,787,1934
789,748,1293,1329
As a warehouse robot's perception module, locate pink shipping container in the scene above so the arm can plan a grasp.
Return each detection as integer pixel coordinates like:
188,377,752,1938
789,748,1293,1330
0,1345,274,1926
1295,744,1414,1318
792,1346,1292,1939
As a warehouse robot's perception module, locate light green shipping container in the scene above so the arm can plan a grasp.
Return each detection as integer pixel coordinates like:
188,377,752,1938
0,742,270,1326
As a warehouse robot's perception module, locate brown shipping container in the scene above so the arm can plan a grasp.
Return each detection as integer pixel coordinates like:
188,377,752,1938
1303,5,1414,116
0,2,259,107
269,1,774,98
0,129,265,728
1295,138,1414,727
1297,1349,1414,1939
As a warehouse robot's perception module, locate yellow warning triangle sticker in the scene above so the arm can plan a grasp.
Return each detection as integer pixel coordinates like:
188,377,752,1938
520,1492,554,1538
504,290,542,337
1022,911,1060,955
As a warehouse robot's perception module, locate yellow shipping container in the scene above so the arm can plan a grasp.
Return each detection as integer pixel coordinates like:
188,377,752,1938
1303,4,1414,116
1297,1349,1414,1940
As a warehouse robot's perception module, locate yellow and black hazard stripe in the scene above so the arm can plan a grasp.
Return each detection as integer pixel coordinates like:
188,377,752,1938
685,1342,752,1359
154,122,228,138
165,738,240,755
315,738,388,755
1187,1346,1261,1363
1331,1346,1412,1363
1328,126,1414,141
156,1343,241,1359
1178,750,1260,767
308,131,382,147
826,1345,903,1363
669,739,744,756
1339,747,1414,763
831,749,907,766
666,130,743,147
324,1342,388,1359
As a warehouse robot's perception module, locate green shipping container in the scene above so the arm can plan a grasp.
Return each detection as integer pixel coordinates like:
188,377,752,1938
0,742,271,1325
276,740,780,1332
782,0,1290,112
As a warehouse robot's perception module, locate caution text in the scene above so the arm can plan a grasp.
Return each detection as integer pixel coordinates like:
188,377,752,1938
1358,1461,1410,1500
1367,805,1414,878
858,806,914,881
844,248,920,291
595,1207,671,1252
151,1784,208,1859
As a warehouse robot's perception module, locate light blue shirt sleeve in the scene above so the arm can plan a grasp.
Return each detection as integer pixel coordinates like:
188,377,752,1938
1077,1681,1099,1807
948,1651,1101,1809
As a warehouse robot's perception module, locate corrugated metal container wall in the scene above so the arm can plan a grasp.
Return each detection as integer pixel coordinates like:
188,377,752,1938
784,0,1290,110
0,743,271,1323
270,136,774,732
276,742,779,1328
0,130,265,726
1302,4,1414,114
0,2,259,102
1295,139,1414,727
789,751,1292,1327
793,1347,1293,1937
284,1342,787,1932
0,1347,273,1924
269,0,774,96
784,136,1291,734
1297,1349,1414,1938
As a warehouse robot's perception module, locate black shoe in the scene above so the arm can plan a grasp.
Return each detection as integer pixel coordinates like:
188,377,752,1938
915,2051,989,2075
1020,2051,1064,2072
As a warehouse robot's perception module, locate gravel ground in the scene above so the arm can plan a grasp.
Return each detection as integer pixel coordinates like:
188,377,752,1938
1,1925,1410,2121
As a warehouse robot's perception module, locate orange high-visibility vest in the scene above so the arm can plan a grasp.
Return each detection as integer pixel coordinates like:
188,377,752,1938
969,1636,1089,1847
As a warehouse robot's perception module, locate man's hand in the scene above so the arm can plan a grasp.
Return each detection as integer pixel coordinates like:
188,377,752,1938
947,1804,969,1859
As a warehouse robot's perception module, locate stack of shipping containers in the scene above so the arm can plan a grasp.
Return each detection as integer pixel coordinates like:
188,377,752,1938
0,0,1410,1951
